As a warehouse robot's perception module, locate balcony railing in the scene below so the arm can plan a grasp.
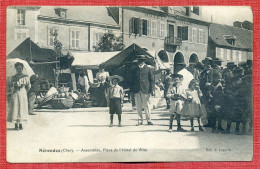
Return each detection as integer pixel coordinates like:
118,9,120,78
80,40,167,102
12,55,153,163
164,37,182,46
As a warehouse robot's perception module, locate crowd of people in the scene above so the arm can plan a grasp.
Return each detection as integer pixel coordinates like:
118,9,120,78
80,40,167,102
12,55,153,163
7,56,253,135
161,57,253,134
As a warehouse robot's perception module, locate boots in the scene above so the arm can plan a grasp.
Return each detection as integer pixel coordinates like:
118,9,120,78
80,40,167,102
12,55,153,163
235,122,241,135
190,119,194,132
19,124,23,130
109,115,113,127
168,114,174,132
118,115,122,127
177,115,186,132
15,123,19,131
222,121,231,134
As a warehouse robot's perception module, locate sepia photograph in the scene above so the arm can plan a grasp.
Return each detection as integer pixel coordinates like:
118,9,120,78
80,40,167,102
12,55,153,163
6,6,253,162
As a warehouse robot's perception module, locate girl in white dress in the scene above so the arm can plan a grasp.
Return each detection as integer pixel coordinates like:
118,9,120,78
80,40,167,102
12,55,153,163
182,79,204,132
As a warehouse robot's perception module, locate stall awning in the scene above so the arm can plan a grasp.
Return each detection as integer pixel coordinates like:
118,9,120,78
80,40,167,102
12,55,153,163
147,50,170,70
7,38,58,64
100,43,155,70
71,51,120,69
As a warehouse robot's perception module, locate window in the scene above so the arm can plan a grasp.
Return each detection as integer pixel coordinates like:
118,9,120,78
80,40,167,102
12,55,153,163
192,28,197,43
160,23,166,38
142,19,148,36
49,28,58,46
60,11,66,18
151,21,157,37
238,51,242,61
71,30,79,48
192,6,200,15
17,9,25,25
94,32,103,47
227,49,231,61
16,32,27,40
129,17,139,35
227,39,235,46
177,26,188,41
199,29,204,44
224,35,236,46
219,48,224,60
15,29,28,40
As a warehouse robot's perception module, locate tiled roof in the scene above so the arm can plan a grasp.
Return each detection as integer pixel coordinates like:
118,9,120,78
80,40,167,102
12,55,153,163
39,6,119,27
209,23,252,51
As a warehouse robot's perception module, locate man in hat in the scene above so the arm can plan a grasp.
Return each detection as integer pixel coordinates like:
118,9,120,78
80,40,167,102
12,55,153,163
163,68,172,109
167,73,186,132
131,55,155,125
222,62,235,92
107,75,124,127
200,57,214,127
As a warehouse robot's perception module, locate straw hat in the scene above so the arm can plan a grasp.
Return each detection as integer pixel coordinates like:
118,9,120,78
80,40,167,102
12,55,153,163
108,75,123,82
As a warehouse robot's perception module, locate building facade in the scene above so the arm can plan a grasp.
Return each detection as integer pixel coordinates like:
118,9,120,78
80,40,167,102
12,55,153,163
108,6,209,72
7,6,121,55
207,23,253,67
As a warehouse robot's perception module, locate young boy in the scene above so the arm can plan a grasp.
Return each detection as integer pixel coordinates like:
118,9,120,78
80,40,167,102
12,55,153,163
167,74,186,132
108,75,124,127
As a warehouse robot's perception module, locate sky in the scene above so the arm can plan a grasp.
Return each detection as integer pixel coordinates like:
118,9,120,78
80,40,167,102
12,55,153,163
201,6,253,26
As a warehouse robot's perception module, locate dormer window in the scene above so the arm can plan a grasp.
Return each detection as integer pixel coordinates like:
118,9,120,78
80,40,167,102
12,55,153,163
55,8,67,18
224,35,236,46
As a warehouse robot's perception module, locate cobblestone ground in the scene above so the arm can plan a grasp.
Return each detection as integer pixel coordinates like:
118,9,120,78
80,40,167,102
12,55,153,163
6,103,253,162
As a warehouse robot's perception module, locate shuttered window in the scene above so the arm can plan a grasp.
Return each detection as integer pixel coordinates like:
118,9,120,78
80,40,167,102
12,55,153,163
151,20,157,37
177,26,188,41
129,17,139,35
70,30,80,48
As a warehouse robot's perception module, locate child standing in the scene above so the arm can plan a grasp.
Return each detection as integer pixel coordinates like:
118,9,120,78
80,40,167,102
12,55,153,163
182,79,204,132
108,75,124,127
167,74,186,132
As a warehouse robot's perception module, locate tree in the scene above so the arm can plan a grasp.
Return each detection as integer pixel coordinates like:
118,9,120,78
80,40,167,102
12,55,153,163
50,29,63,87
93,32,125,52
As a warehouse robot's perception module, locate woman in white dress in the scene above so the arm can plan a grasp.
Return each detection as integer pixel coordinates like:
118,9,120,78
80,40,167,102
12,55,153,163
7,62,31,131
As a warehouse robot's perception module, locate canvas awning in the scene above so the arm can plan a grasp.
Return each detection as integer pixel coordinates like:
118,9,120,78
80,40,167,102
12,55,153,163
100,43,155,70
7,38,58,64
71,51,120,69
147,50,170,70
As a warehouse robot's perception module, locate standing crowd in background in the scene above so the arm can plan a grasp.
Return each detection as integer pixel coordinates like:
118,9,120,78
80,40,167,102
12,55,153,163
6,56,253,135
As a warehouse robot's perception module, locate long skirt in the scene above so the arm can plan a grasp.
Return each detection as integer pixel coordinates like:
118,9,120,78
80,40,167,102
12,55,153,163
182,101,203,118
7,87,28,123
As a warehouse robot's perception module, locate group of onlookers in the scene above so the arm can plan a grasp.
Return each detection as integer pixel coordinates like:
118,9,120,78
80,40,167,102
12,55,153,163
7,56,253,135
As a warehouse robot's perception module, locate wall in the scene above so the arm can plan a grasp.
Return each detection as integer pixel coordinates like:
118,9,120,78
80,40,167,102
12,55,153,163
216,47,250,67
122,8,167,51
6,7,39,54
37,21,89,51
166,19,209,64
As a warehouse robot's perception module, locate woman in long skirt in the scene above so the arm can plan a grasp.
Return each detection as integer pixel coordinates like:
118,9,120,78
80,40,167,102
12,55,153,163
7,62,30,131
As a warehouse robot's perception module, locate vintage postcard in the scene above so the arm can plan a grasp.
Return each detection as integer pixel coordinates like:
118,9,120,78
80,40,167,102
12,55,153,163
6,6,253,162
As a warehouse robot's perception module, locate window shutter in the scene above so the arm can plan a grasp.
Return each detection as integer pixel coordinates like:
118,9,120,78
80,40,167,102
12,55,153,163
136,18,140,35
47,25,49,46
69,28,72,49
147,20,151,36
189,26,192,42
139,19,143,36
197,29,199,43
177,26,182,39
182,26,188,41
204,31,207,44
157,21,160,37
129,18,133,35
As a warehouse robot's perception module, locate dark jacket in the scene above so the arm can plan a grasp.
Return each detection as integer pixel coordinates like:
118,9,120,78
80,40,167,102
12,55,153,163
131,65,155,94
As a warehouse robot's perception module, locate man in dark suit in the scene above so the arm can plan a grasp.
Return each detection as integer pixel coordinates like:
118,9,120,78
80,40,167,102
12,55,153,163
131,55,155,125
